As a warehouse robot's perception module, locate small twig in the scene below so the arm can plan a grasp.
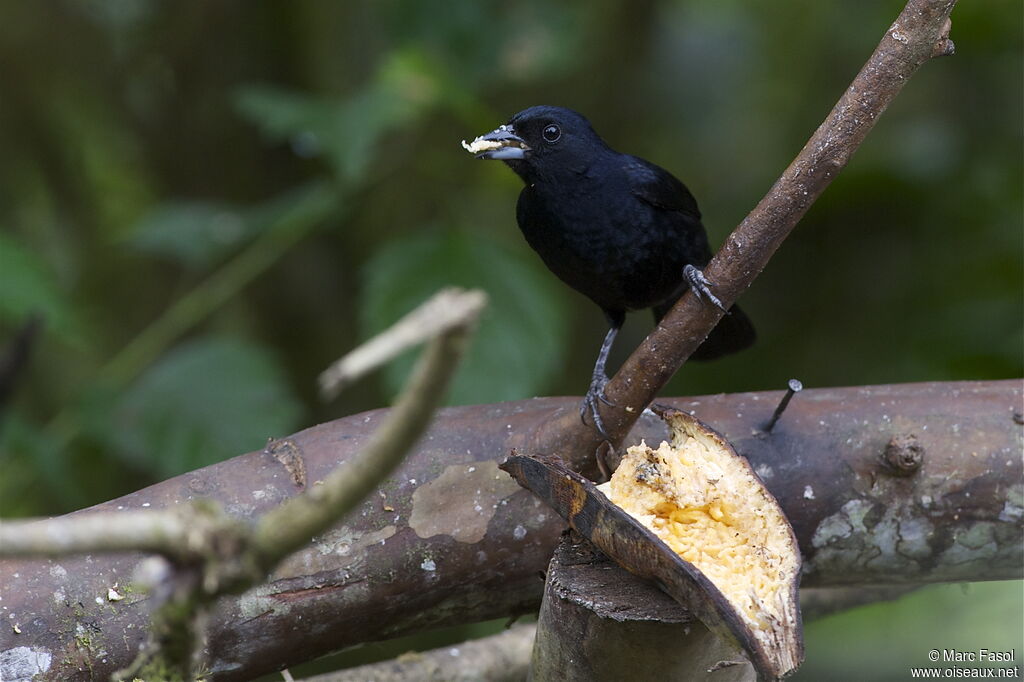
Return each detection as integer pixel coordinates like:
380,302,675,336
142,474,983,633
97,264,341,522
707,660,745,673
319,287,486,400
301,623,535,682
0,509,192,558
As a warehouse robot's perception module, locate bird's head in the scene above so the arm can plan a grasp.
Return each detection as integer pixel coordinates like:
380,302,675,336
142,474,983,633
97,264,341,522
463,105,607,180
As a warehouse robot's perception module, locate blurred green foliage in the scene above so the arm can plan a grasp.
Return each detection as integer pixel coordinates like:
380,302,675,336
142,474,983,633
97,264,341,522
797,582,1024,681
0,0,1020,676
361,227,567,404
0,0,1019,509
111,335,301,478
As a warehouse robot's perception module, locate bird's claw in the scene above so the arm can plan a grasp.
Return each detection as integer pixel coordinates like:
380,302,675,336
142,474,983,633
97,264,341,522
683,264,727,312
580,373,614,439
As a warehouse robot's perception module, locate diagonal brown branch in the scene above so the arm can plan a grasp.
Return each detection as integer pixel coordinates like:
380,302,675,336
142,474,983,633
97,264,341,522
536,0,959,463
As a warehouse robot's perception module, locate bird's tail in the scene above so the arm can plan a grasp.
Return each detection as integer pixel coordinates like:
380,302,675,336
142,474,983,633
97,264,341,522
689,304,756,361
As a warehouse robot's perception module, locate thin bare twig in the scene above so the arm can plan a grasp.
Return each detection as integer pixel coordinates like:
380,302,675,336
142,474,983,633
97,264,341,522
319,287,486,400
0,509,191,558
304,623,535,682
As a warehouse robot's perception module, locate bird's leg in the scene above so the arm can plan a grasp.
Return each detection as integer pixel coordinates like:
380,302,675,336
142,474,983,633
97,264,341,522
580,325,619,439
683,264,727,312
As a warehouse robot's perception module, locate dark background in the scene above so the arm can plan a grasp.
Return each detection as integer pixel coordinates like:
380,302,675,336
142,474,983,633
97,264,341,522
0,1,1020,679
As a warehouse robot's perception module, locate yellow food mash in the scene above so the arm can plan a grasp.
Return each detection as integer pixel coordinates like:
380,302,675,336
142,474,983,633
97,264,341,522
597,420,798,635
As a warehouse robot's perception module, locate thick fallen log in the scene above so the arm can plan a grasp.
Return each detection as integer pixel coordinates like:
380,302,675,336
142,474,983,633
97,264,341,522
0,380,1020,681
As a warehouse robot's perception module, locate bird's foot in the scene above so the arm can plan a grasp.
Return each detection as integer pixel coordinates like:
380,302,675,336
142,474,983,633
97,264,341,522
683,264,727,312
580,373,615,440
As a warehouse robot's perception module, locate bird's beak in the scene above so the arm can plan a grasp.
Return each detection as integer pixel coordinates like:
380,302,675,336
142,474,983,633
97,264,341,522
461,124,530,160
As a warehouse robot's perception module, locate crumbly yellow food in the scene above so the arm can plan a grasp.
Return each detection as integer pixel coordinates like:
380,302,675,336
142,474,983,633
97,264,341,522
597,417,798,635
461,137,503,154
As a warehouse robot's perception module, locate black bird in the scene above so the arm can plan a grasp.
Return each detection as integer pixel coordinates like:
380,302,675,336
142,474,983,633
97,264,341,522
466,105,754,436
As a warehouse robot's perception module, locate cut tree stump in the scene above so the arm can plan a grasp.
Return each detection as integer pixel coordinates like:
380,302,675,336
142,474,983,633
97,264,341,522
531,531,756,681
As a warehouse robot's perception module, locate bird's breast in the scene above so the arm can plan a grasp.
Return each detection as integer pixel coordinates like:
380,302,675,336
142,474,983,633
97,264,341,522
516,180,690,311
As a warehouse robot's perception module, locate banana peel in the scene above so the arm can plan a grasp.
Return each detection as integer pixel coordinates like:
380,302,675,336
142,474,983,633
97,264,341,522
500,409,803,680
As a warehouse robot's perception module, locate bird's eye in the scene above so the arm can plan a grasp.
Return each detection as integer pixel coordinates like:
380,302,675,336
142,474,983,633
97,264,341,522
542,124,561,143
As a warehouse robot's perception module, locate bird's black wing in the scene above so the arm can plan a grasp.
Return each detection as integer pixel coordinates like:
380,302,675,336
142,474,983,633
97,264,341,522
623,156,702,220
626,156,757,359
622,154,712,269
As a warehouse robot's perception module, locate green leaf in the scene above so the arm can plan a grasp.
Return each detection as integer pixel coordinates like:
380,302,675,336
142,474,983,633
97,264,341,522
235,49,441,182
234,85,335,154
361,228,568,405
128,201,250,269
112,336,303,477
0,232,82,345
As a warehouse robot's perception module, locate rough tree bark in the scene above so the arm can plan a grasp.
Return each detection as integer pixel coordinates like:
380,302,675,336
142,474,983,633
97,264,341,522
531,534,756,682
1,381,1020,680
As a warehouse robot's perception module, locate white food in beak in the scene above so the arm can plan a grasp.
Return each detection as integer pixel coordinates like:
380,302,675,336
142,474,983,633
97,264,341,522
461,137,505,154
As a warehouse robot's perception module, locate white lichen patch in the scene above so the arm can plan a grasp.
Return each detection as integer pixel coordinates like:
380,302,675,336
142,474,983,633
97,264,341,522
999,500,1024,523
999,484,1024,523
810,497,940,577
0,646,53,681
933,522,1003,580
949,522,998,553
811,499,873,548
894,516,934,560
273,524,397,578
237,583,287,622
316,525,396,558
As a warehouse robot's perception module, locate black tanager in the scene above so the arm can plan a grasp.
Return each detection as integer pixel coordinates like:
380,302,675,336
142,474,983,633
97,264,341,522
465,105,754,436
